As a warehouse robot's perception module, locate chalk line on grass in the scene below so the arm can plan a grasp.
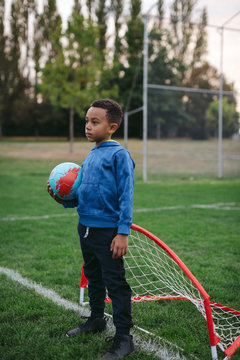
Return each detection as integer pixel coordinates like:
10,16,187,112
0,266,89,317
0,203,239,222
0,213,77,221
0,266,198,360
135,202,240,212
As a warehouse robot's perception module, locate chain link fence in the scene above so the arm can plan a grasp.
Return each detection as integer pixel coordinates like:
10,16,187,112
124,10,240,181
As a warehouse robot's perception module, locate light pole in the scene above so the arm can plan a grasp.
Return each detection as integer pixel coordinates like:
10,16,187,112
143,14,148,183
142,2,158,182
218,11,240,179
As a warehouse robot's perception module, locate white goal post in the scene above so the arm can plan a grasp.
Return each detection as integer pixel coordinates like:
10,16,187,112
79,223,240,360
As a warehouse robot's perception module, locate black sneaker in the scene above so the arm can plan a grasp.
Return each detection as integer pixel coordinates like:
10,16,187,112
66,316,107,337
100,335,135,359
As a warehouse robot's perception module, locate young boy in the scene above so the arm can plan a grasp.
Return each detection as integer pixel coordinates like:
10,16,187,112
47,99,135,359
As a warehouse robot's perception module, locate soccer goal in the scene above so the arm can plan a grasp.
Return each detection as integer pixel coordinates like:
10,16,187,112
79,224,240,360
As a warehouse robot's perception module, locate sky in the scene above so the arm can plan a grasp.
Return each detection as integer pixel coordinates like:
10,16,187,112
5,0,240,111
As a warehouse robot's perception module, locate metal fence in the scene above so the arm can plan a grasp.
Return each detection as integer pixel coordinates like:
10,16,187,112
124,7,240,182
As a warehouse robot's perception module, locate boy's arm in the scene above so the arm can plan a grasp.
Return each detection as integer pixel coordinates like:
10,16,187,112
115,149,135,235
110,150,135,258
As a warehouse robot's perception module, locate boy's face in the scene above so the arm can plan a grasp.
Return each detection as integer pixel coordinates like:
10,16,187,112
85,106,118,146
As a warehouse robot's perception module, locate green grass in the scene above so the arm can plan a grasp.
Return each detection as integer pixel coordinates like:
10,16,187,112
0,157,240,359
0,276,154,360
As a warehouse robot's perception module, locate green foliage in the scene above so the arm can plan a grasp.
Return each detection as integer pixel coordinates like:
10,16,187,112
191,7,208,67
111,0,124,61
41,16,98,117
168,0,195,80
148,17,182,137
125,0,143,66
96,0,108,56
41,0,63,60
206,97,238,138
72,0,81,15
41,12,118,118
119,0,143,116
0,0,238,141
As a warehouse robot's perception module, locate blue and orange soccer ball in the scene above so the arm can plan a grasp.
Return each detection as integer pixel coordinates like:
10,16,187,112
49,162,82,200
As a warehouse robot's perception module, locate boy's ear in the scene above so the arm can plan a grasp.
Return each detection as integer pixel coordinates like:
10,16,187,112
109,122,119,134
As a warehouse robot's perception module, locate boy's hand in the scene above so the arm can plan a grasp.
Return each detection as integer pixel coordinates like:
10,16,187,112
110,234,128,259
47,180,64,205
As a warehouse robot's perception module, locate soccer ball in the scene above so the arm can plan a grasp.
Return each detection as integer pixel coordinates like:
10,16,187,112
49,162,82,200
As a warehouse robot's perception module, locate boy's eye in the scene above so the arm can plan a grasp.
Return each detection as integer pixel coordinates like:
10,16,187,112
85,119,99,125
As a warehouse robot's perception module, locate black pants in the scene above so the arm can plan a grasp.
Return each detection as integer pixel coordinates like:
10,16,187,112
78,223,133,334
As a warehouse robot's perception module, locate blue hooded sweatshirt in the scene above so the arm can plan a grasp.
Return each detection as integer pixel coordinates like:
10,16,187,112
64,141,135,235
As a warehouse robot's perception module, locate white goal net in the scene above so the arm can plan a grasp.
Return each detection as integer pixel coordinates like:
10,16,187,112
80,224,240,359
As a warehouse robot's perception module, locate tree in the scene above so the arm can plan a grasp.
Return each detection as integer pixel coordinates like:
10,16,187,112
2,0,33,136
20,0,37,80
191,7,207,69
125,0,143,68
96,0,123,94
182,61,235,139
41,9,104,151
121,0,143,112
110,0,123,62
167,0,208,83
148,0,185,138
180,62,217,139
95,0,124,132
206,97,238,138
73,0,81,15
1,0,57,138
86,0,94,20
3,0,237,141
40,0,62,61
96,0,108,61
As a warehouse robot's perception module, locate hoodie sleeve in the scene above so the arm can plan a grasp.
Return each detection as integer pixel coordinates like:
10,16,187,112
115,149,135,235
63,198,78,208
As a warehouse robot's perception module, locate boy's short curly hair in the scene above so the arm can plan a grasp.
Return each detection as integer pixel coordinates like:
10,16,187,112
91,99,123,127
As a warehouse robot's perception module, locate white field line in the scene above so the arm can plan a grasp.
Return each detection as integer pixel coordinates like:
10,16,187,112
0,266,88,317
0,202,239,222
0,266,198,360
0,213,77,221
135,202,240,213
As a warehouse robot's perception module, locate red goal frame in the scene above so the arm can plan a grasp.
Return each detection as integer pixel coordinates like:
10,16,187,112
79,223,240,359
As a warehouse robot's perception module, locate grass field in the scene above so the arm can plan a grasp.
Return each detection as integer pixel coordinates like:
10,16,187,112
0,139,240,360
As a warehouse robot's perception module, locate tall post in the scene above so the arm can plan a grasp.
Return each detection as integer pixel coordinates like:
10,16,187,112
69,105,74,153
218,28,223,179
143,15,148,183
124,112,128,149
217,11,240,179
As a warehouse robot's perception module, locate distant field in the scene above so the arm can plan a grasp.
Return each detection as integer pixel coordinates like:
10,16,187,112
0,140,239,360
1,137,239,180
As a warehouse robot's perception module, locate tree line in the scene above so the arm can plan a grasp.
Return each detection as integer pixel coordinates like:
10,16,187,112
0,0,238,140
